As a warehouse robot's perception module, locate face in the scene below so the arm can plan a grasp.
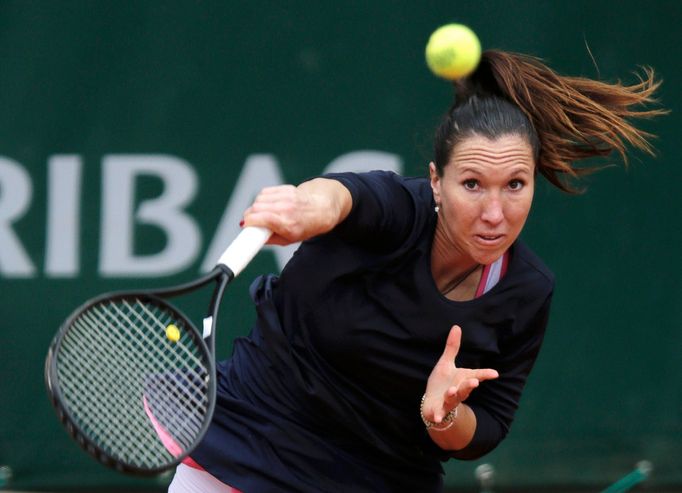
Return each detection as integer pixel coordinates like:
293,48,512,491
430,133,535,266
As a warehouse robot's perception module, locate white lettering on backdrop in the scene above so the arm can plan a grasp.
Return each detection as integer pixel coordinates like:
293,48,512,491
45,155,83,277
100,155,201,277
0,151,402,278
0,157,35,276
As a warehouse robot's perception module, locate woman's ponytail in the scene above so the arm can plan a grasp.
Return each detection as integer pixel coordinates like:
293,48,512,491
436,50,667,193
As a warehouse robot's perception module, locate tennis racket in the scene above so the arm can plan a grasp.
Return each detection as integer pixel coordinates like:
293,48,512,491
44,226,271,476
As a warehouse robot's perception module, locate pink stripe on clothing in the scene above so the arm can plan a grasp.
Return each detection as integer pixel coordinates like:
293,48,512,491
475,250,509,298
475,264,491,298
142,396,205,470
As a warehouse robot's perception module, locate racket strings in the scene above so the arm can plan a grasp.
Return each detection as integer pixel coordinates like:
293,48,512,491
111,301,210,430
62,302,206,465
111,300,209,447
69,309,178,463
62,305,183,465
55,297,211,469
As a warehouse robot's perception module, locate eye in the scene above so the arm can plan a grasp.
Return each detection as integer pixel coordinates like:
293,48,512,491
463,179,479,191
508,179,525,191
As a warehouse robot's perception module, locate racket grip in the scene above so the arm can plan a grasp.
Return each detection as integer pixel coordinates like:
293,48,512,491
217,226,272,277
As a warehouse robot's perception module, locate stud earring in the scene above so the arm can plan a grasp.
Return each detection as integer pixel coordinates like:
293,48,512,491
434,205,440,213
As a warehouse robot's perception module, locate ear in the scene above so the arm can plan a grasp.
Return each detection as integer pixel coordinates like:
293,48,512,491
429,162,441,204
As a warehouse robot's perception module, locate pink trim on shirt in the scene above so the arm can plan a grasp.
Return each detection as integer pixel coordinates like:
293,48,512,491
500,250,509,278
475,250,510,298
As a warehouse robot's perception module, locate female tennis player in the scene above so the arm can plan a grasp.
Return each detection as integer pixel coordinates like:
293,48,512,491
168,50,663,492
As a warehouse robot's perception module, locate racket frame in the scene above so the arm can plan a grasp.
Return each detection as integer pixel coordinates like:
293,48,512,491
44,264,234,476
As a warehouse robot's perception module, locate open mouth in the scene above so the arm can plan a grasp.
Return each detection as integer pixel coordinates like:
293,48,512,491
476,234,505,245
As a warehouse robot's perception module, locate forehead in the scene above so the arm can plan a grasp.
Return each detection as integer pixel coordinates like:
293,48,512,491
449,134,535,170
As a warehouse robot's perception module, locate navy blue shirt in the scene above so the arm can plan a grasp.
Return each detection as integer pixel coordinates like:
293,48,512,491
191,171,554,492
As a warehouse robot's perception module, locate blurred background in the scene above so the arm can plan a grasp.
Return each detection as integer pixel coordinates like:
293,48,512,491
0,0,680,491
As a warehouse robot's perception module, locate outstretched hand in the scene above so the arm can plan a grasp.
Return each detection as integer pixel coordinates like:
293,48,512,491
422,325,499,425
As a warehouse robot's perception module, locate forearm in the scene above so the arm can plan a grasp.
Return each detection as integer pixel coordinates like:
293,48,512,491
427,403,477,451
296,178,353,234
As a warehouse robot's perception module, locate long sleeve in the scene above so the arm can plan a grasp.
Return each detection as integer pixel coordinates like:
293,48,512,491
322,171,420,250
449,290,553,460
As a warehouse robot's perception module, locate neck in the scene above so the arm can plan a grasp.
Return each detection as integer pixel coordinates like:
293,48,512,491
431,221,480,295
435,262,481,296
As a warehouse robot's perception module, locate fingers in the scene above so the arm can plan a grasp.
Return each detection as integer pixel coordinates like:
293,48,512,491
250,186,299,209
440,325,462,362
474,368,499,381
241,186,305,243
450,369,498,401
246,189,299,219
430,369,500,421
435,386,463,421
453,379,480,404
243,209,292,234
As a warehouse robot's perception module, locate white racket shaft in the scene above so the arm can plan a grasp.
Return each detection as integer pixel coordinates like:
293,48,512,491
217,226,272,276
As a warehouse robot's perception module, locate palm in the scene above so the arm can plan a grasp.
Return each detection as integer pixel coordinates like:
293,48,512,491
423,325,499,423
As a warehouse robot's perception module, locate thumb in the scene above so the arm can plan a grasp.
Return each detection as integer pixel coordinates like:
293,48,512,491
440,325,462,363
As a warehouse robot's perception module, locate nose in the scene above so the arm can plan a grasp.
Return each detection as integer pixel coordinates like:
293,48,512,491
481,193,504,226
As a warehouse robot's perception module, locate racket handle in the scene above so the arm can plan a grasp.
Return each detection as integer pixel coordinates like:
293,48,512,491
217,226,272,277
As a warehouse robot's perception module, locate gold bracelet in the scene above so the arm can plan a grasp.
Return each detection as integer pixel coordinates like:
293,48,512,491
420,394,459,431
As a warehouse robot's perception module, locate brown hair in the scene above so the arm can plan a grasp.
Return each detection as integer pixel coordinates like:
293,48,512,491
433,50,667,193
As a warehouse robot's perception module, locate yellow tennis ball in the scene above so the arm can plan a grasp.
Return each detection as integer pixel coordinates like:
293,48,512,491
165,324,180,342
425,23,481,80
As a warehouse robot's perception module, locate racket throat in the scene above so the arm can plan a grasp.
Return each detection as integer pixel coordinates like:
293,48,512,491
202,316,214,339
202,264,232,344
216,264,235,282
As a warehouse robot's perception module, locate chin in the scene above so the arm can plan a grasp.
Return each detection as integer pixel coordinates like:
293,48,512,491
473,249,507,266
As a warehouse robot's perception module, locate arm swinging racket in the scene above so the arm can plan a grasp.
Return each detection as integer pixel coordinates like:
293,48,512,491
44,227,271,476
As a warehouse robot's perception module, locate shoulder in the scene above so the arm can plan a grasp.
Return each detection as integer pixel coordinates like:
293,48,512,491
512,241,555,286
505,240,555,304
319,171,434,250
401,175,434,207
324,170,432,205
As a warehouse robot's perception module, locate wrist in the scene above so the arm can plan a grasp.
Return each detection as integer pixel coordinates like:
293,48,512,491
420,394,459,432
298,179,352,233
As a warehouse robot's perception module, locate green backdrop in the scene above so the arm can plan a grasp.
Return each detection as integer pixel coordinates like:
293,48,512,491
1,1,680,490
